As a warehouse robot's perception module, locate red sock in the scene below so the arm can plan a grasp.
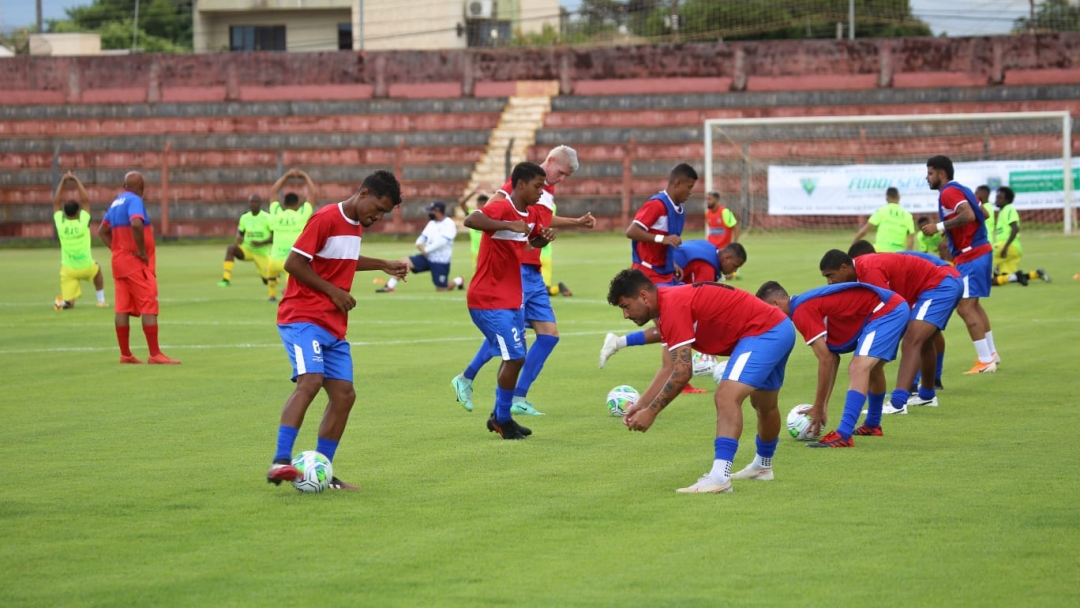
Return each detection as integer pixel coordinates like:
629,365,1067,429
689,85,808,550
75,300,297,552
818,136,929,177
116,326,132,357
144,324,161,357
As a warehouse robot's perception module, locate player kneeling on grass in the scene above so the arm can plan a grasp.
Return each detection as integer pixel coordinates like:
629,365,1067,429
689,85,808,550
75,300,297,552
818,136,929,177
267,171,408,490
607,269,795,493
377,201,463,293
756,281,908,447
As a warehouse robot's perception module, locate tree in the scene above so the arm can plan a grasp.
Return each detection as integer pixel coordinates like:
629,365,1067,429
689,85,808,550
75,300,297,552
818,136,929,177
46,0,192,52
1013,0,1080,33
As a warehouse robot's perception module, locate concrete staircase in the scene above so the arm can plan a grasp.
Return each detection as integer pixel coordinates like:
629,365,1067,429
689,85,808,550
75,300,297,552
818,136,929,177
460,81,559,214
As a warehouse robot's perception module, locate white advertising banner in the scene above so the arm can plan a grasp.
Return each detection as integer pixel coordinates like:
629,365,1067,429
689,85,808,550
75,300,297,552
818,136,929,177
767,159,1079,216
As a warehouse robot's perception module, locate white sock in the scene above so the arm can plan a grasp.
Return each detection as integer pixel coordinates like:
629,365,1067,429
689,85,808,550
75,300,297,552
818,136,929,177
616,336,628,349
709,459,732,482
974,338,993,364
96,290,105,303
453,276,463,287
985,330,996,355
752,454,772,469
386,277,399,289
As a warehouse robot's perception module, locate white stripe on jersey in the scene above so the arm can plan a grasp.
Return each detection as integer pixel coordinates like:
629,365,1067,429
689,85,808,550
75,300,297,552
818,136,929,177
492,227,532,241
316,235,362,260
538,190,555,211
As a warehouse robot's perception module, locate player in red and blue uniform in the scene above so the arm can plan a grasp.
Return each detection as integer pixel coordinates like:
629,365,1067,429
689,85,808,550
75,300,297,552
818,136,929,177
98,171,180,365
922,155,998,375
459,162,554,440
757,281,909,448
822,246,962,427
451,147,595,417
607,269,795,494
266,171,407,490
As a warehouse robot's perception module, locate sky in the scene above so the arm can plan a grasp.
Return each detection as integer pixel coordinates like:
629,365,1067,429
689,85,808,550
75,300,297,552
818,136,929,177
0,0,1037,37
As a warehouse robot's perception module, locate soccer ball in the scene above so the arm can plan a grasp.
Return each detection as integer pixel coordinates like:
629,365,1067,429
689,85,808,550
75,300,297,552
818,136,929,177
711,359,729,385
692,352,718,377
291,450,333,493
786,404,821,441
606,385,640,417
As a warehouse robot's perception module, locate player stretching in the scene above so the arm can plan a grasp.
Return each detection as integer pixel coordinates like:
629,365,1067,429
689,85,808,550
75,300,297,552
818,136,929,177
458,162,554,438
822,246,962,420
267,169,317,289
757,281,908,447
98,171,181,365
991,186,1049,286
608,269,795,493
218,194,275,300
922,155,998,374
598,241,746,369
266,171,407,489
376,201,464,293
451,146,591,416
51,171,107,310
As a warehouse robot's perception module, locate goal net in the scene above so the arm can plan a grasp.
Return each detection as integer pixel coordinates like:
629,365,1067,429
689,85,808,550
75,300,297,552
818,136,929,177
703,112,1076,236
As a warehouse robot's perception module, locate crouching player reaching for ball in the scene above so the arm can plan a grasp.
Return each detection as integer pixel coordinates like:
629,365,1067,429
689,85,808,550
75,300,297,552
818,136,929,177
266,171,407,490
756,281,909,447
607,269,795,493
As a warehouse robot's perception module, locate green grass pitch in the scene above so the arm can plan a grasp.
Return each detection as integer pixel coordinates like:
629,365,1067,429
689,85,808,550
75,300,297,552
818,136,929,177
2,231,1078,607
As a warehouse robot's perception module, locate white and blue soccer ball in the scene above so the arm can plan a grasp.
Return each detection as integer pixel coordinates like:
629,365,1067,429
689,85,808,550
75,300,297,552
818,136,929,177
291,450,333,493
606,385,640,417
711,359,729,385
786,404,820,441
692,352,718,377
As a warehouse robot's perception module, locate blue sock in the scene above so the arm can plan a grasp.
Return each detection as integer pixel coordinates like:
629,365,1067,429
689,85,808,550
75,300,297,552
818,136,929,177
838,390,866,439
755,435,778,460
514,334,559,398
935,350,945,383
714,437,739,461
464,340,493,381
316,437,339,463
889,388,910,411
626,331,647,347
495,387,514,423
918,385,936,400
865,392,886,428
274,425,299,462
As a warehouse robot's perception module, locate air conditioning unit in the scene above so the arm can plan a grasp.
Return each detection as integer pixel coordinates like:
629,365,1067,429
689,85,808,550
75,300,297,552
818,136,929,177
465,0,494,20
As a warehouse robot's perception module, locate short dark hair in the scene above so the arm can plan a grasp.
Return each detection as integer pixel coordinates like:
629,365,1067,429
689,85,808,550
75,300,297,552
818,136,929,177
63,200,81,217
755,280,788,301
721,242,747,262
997,186,1015,204
885,187,899,199
477,194,490,203
820,248,853,271
283,192,300,207
511,162,546,190
976,184,991,194
669,163,698,182
848,240,876,258
607,268,655,306
926,155,954,180
917,216,931,226
361,170,402,206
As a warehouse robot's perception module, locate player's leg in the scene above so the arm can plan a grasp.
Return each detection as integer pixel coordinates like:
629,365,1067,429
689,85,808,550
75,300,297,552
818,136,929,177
219,243,244,286
676,379,755,494
92,263,107,307
268,322,329,485
884,319,936,415
932,330,946,390
133,270,180,364
512,265,558,415
429,262,453,292
809,354,878,447
975,301,999,364
113,276,141,363
314,337,361,489
452,339,496,412
57,265,80,310
992,244,1027,286
957,256,997,373
378,255,420,293
254,254,277,301
599,326,661,368
468,308,530,439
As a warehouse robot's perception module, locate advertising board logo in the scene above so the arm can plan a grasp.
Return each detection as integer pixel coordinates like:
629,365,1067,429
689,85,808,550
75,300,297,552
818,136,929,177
800,178,818,196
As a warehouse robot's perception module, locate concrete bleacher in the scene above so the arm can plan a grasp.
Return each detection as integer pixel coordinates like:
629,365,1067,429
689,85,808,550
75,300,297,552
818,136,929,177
0,97,506,237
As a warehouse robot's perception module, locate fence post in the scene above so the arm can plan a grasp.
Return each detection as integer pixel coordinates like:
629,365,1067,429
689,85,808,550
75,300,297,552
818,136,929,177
392,136,405,237
161,141,171,237
621,136,635,227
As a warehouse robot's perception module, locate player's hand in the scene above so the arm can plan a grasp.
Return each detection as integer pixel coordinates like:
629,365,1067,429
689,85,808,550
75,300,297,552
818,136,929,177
623,402,658,432
808,404,827,437
330,288,357,314
920,223,938,236
673,263,684,282
134,250,148,264
506,220,529,234
999,246,1008,258
533,227,556,245
577,212,596,229
384,260,409,279
64,170,76,180
662,235,682,247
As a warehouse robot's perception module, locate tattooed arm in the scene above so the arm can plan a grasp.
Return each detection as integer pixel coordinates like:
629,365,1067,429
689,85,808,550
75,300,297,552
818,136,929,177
624,344,693,432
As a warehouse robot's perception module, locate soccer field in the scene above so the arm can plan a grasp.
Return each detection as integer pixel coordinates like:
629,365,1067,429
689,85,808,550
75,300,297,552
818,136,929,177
3,232,1079,607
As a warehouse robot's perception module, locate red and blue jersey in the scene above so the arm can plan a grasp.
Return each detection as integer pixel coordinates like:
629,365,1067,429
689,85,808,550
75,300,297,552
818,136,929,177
854,253,960,307
631,191,685,282
498,177,555,268
101,190,155,278
789,283,906,353
938,181,991,265
277,203,363,340
467,198,543,310
656,282,789,357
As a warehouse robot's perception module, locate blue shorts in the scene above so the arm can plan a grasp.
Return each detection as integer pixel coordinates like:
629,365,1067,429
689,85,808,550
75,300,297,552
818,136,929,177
278,322,353,383
911,276,962,331
853,303,909,362
720,318,796,392
957,253,992,299
409,254,452,288
469,308,526,361
521,265,556,324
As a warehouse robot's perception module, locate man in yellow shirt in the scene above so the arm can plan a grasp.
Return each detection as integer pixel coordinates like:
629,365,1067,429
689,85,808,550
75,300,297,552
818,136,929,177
853,187,915,252
991,186,1050,286
51,171,107,310
975,185,996,247
218,194,274,299
265,169,317,299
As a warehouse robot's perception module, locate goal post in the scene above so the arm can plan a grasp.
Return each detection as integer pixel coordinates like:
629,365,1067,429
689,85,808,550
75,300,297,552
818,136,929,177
703,112,1075,235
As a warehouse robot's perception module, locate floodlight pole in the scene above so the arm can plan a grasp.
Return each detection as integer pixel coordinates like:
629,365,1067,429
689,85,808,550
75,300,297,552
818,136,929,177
849,0,854,40
132,0,140,51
